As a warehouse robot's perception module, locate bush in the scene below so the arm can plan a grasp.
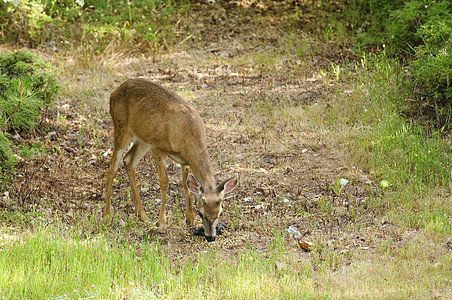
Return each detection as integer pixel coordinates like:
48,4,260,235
0,49,59,168
0,131,16,169
412,38,451,104
0,0,191,51
350,0,451,128
0,50,59,131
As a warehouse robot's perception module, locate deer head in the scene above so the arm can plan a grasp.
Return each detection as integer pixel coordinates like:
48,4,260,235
187,173,239,242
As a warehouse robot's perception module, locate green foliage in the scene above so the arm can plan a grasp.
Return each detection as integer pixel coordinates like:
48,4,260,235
412,42,451,102
0,131,16,170
389,1,451,113
411,22,451,108
1,77,42,132
289,0,450,119
353,0,449,52
349,0,451,127
0,49,58,169
0,50,58,132
328,53,451,233
0,0,191,51
18,141,43,158
390,1,450,52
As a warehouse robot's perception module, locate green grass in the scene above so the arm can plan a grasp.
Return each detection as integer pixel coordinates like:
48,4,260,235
0,224,314,299
1,219,449,299
0,0,192,52
325,52,452,237
1,228,166,299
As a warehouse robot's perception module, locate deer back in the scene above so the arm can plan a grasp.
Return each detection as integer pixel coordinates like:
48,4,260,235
110,78,214,186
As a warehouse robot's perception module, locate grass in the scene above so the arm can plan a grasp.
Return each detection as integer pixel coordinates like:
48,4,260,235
0,224,312,299
1,219,449,299
324,53,452,238
0,226,166,299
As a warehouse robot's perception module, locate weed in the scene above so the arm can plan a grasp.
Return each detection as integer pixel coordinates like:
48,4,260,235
330,175,342,196
18,141,44,158
330,62,341,82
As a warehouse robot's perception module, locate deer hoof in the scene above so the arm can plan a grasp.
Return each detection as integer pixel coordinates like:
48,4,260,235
137,211,148,222
186,218,195,228
157,224,167,234
102,207,111,218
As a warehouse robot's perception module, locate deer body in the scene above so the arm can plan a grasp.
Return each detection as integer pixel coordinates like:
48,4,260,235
103,78,238,242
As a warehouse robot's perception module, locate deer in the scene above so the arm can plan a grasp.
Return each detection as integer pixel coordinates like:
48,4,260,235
103,78,239,242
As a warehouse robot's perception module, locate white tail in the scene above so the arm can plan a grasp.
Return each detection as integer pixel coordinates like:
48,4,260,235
103,78,238,242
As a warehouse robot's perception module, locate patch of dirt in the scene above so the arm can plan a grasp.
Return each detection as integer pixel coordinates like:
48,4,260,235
2,0,394,267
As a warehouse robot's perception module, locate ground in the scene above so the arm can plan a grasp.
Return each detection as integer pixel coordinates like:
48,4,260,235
2,1,430,272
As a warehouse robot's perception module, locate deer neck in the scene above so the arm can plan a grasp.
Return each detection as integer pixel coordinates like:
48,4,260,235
190,150,216,190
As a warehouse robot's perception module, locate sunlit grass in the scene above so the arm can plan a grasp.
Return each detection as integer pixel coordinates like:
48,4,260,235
1,221,449,299
0,225,315,299
324,53,452,237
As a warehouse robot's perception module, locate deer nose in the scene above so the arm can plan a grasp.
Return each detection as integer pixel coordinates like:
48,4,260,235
205,236,216,242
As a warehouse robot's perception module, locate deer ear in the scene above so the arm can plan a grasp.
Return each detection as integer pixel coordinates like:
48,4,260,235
217,173,239,195
187,174,203,195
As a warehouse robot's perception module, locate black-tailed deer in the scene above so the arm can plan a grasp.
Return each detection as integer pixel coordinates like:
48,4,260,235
103,78,238,242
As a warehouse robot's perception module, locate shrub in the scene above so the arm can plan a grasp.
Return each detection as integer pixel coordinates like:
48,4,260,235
0,50,59,131
412,38,451,104
0,0,191,51
0,49,59,169
350,0,451,128
0,131,16,170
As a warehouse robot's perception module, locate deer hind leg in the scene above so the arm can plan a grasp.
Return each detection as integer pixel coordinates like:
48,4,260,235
151,150,169,233
181,164,195,227
104,132,131,218
123,140,151,222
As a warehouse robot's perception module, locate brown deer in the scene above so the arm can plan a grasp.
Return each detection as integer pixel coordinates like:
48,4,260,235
103,78,238,242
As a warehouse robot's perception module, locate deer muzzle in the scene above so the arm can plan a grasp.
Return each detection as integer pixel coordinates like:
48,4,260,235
202,217,218,242
205,236,216,242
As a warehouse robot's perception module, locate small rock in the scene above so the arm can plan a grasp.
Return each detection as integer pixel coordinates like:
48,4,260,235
102,149,112,157
249,234,259,242
64,147,75,154
275,261,288,272
46,131,57,139
360,176,373,185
